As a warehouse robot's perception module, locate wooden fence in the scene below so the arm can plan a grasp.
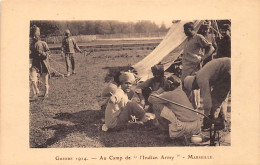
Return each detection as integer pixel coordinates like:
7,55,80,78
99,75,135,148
41,32,167,44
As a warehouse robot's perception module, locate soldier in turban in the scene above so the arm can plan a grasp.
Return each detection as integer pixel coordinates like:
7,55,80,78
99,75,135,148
29,25,51,99
101,72,153,131
135,64,168,109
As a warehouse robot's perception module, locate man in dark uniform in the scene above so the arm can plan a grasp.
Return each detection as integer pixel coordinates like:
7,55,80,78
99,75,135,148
215,24,231,58
30,25,51,99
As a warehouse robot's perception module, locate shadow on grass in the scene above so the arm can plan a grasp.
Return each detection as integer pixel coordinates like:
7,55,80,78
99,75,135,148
32,109,184,148
32,109,104,148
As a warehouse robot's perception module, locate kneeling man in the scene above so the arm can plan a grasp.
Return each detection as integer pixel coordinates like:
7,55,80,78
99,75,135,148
148,75,202,139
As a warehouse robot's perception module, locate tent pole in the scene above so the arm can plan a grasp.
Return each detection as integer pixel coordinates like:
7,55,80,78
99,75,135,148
150,94,209,119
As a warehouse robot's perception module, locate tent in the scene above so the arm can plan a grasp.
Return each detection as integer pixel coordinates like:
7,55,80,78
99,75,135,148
132,20,213,81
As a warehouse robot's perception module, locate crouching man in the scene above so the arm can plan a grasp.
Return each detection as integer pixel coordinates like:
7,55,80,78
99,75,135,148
148,75,202,139
184,58,231,130
135,64,167,107
102,72,153,131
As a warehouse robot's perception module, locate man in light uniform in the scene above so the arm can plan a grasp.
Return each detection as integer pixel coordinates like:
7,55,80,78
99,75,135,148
182,22,215,109
102,72,153,131
61,29,83,76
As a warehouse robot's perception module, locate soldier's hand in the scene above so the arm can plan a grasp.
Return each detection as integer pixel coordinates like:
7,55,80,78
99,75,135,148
109,95,118,104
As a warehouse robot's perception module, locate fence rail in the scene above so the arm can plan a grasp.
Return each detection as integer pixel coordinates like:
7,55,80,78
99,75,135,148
41,32,167,44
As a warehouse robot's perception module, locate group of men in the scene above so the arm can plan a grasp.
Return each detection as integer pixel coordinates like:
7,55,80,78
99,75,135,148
29,21,231,143
102,21,231,142
30,26,82,99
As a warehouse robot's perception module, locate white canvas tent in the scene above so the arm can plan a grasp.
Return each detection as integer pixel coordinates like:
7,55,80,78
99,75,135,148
132,20,204,81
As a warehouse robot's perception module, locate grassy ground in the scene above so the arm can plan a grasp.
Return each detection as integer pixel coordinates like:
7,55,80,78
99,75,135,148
30,47,230,148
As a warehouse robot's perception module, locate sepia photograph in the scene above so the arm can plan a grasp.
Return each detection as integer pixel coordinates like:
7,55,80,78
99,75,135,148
1,0,259,164
29,20,231,148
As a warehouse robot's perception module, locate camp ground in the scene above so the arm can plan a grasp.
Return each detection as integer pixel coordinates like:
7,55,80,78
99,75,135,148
30,20,231,147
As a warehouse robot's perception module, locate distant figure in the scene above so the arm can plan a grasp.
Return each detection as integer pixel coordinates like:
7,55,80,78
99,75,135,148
148,75,201,139
215,24,231,58
29,25,51,99
61,29,83,77
184,58,231,130
182,22,215,109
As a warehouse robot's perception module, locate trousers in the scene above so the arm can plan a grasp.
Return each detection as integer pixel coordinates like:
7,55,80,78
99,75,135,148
116,102,145,127
65,53,75,73
153,104,201,138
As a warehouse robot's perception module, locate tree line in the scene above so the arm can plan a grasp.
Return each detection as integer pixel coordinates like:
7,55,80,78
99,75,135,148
30,20,169,37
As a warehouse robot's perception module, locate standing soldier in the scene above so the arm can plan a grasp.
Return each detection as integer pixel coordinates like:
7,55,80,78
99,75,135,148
30,25,51,99
215,24,231,58
181,22,215,109
61,29,83,77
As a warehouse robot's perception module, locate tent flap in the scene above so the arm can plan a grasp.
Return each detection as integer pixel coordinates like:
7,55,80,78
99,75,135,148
132,20,204,81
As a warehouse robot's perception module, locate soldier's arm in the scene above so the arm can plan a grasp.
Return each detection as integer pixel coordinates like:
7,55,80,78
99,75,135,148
73,38,82,53
198,35,215,61
38,42,51,58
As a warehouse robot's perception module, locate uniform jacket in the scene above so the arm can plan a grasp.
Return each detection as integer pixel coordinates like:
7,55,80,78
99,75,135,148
196,58,231,110
61,37,81,54
30,40,51,74
148,86,200,122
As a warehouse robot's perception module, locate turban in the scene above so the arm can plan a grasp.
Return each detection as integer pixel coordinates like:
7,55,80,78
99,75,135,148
183,75,196,91
101,83,118,97
31,25,40,37
119,72,135,84
65,29,71,34
151,64,164,76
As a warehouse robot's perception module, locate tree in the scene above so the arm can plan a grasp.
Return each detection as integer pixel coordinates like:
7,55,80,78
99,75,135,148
159,22,167,32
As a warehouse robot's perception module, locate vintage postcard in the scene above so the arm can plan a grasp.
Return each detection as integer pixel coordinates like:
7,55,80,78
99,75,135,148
1,0,259,164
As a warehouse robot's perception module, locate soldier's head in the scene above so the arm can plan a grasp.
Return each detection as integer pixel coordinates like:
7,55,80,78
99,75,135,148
164,75,182,91
151,64,164,82
119,72,136,93
200,24,210,36
65,29,71,37
31,25,41,41
184,22,195,37
222,24,231,36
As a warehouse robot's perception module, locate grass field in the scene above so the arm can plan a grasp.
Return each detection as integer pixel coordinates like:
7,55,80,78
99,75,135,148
29,45,230,148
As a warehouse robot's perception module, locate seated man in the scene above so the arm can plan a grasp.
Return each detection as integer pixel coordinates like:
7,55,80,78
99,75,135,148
184,58,231,130
136,64,168,108
148,75,202,139
102,72,152,131
100,71,140,110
